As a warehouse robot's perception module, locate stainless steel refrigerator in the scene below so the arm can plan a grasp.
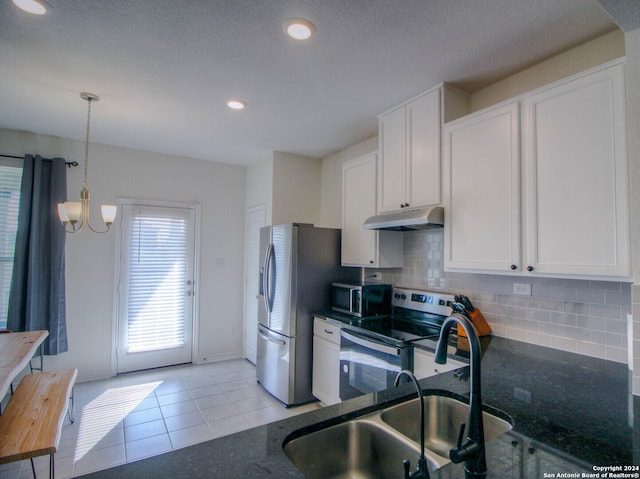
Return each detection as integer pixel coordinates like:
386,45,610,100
257,223,358,406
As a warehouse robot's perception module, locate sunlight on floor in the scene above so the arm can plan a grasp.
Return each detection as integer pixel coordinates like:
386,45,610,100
75,381,161,461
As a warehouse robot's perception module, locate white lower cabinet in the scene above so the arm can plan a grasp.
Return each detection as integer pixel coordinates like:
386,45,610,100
312,317,341,405
413,348,465,379
444,61,629,279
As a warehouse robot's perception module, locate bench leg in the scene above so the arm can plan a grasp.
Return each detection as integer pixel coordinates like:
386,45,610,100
67,386,76,424
29,343,44,374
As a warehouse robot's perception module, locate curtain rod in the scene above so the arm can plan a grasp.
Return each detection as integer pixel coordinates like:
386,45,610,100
0,154,78,168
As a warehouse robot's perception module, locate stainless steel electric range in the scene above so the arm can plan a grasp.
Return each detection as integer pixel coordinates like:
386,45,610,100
338,287,455,400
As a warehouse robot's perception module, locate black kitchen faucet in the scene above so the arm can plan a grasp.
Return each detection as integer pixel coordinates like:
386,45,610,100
394,370,430,479
435,313,487,479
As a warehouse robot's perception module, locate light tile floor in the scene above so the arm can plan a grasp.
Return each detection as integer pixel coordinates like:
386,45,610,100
0,359,321,478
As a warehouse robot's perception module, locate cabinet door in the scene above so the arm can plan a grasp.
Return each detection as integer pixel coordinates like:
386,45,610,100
342,153,378,266
523,64,629,277
407,89,441,208
378,106,406,213
312,332,341,405
443,102,521,272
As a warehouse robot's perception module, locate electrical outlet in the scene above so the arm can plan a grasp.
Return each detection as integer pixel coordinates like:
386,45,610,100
513,283,532,296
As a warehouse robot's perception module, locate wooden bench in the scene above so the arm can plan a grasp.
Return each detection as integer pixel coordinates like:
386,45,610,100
0,368,77,479
0,330,49,405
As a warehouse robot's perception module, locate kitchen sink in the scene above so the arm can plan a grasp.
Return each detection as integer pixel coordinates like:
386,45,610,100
283,391,514,477
283,418,431,479
380,393,514,460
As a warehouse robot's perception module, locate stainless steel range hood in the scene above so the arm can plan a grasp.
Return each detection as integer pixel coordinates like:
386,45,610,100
363,206,444,231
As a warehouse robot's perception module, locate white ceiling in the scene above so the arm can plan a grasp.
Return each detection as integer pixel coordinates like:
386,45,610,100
0,0,619,166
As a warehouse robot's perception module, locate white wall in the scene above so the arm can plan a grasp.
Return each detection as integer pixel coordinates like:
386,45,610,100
0,129,246,381
469,29,625,112
245,152,322,227
246,155,273,224
272,152,322,226
320,136,379,228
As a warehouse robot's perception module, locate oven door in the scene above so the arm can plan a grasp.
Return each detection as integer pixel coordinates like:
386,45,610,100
339,329,409,401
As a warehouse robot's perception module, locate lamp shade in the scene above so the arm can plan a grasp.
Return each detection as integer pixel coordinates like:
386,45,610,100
57,203,69,222
101,204,117,224
64,202,82,222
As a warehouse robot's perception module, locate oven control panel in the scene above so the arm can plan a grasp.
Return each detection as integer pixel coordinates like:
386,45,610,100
391,288,455,317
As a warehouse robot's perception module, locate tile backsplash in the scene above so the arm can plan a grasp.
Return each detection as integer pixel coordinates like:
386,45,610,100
381,230,632,364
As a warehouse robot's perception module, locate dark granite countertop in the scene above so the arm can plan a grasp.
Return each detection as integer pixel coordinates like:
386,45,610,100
78,335,638,478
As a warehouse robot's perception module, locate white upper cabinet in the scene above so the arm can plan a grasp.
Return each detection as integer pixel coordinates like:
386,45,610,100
342,152,403,268
443,102,521,272
522,63,629,277
444,61,629,279
378,88,441,213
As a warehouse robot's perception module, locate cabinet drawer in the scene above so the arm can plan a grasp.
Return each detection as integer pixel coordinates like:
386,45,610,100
313,318,341,344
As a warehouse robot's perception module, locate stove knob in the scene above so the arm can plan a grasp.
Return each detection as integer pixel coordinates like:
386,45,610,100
401,294,406,299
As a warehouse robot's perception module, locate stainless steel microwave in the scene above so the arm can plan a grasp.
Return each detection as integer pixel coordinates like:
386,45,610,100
331,283,392,317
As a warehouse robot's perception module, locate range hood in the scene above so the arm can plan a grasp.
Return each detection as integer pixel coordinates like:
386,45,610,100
363,206,444,231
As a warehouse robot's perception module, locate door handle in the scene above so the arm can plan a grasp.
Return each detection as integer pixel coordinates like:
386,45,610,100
262,244,275,313
340,330,399,356
258,326,286,346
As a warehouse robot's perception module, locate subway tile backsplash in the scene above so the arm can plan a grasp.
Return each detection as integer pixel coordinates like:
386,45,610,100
383,230,632,364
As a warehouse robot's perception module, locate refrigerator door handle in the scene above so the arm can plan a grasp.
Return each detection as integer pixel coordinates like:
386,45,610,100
258,325,286,346
259,267,264,296
262,243,275,314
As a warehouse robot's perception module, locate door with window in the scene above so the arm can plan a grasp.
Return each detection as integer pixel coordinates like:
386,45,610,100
116,202,197,373
0,158,22,330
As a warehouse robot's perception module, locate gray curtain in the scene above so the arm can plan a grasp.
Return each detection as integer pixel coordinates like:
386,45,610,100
8,154,68,355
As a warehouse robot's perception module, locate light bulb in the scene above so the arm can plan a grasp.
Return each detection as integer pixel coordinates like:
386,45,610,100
227,99,246,110
12,0,48,15
283,18,315,40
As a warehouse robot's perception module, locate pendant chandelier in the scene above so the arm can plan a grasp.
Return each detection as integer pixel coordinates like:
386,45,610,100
57,92,117,233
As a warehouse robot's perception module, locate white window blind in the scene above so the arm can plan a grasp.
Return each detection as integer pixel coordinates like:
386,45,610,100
126,209,189,353
0,160,22,330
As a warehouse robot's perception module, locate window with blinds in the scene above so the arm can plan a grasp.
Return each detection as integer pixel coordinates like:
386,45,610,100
125,209,189,353
0,160,22,330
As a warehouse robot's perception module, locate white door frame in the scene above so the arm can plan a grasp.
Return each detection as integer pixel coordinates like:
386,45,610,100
243,203,266,364
110,198,201,376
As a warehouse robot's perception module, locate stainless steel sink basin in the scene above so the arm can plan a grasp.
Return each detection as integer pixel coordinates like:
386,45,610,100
283,418,430,479
283,392,514,477
380,394,514,460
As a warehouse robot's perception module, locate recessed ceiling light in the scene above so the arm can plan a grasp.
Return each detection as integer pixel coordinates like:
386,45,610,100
12,0,49,15
283,18,315,40
227,99,246,110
